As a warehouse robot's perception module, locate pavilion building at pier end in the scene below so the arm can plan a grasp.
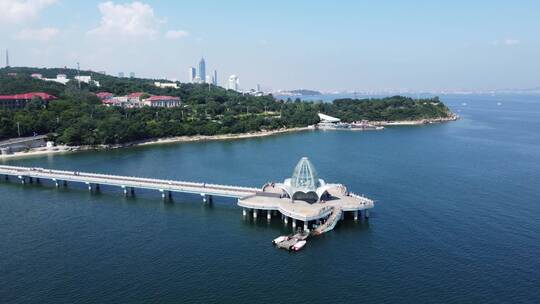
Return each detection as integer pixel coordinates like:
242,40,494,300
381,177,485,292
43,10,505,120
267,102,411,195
238,157,374,234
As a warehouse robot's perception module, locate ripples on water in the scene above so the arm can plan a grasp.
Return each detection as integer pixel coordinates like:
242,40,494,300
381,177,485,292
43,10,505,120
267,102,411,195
1,94,539,303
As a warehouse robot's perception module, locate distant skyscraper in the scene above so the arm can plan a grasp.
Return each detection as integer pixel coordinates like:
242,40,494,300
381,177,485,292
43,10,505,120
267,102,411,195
189,67,196,83
198,57,206,83
256,84,261,92
228,75,239,91
129,72,135,78
5,49,9,68
118,72,125,78
212,70,218,86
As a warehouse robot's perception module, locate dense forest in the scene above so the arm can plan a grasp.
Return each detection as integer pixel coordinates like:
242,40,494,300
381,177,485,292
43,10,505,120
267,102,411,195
0,67,453,146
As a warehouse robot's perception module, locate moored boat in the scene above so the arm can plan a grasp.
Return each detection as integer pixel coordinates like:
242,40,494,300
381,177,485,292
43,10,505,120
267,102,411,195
272,236,288,245
291,240,307,251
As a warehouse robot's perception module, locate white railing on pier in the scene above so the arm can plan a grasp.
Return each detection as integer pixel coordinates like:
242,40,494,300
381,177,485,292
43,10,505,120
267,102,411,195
0,165,259,199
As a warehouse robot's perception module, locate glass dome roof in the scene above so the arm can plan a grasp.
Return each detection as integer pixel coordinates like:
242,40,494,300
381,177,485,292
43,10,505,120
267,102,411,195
290,157,320,191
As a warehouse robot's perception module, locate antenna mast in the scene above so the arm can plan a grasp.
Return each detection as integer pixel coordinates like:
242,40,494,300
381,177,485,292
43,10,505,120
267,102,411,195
77,62,81,90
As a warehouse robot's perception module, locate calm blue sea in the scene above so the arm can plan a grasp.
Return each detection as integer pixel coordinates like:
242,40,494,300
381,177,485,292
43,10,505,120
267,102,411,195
1,94,539,303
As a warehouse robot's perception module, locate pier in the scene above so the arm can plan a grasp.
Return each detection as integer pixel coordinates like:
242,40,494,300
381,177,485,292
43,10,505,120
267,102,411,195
0,158,374,235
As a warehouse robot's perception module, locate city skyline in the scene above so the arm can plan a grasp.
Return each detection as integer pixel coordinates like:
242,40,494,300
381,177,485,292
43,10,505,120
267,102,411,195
0,0,539,91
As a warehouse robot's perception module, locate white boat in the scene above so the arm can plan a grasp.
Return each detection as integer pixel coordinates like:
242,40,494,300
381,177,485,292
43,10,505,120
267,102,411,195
291,240,307,251
272,236,288,244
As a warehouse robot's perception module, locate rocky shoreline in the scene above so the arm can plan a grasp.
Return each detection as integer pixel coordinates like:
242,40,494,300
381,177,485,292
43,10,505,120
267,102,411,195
0,127,311,160
0,114,458,160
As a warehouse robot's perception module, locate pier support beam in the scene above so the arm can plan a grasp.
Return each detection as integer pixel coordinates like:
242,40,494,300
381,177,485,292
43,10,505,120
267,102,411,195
242,208,247,217
267,210,272,221
253,209,258,219
284,216,288,225
354,210,359,221
53,179,59,188
202,194,213,204
292,219,296,229
122,186,128,196
340,211,344,221
160,190,172,200
131,187,135,196
86,182,92,192
18,176,25,184
365,209,370,219
63,181,67,187
304,222,309,232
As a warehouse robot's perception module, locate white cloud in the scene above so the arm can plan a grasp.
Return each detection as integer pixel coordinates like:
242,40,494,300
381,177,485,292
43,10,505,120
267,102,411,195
0,0,58,24
15,27,59,41
165,29,189,39
503,39,520,46
87,1,164,39
493,38,521,46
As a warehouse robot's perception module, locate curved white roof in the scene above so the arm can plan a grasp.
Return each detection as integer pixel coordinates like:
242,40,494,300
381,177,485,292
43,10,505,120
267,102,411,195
318,113,340,123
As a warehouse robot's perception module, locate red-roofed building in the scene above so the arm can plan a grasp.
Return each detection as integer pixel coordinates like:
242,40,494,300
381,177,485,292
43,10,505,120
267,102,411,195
127,92,145,103
0,93,57,110
143,95,181,108
96,92,113,101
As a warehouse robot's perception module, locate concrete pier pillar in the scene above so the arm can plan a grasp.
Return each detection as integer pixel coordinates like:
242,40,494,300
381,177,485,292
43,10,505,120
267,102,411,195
95,184,100,192
160,189,166,199
304,222,309,232
131,187,135,196
253,209,258,219
28,177,33,184
365,209,370,219
63,181,67,187
53,179,59,188
242,208,247,217
122,186,128,196
267,210,272,221
86,182,92,192
201,194,212,203
292,219,297,229
284,216,288,225
340,211,345,220
354,210,359,221
36,178,40,184
4,175,8,181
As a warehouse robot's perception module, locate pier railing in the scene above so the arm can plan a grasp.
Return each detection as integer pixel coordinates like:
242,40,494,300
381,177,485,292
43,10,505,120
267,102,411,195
0,165,259,199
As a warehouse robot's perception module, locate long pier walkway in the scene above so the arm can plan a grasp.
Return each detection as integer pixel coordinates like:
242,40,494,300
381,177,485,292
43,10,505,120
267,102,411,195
0,158,374,236
0,165,258,200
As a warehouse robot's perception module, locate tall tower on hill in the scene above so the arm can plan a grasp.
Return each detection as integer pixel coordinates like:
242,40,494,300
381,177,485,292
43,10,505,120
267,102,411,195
198,57,206,83
5,49,10,67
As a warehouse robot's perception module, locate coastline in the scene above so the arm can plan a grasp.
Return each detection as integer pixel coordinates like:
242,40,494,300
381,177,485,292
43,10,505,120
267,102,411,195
0,127,311,161
372,114,459,126
0,114,458,161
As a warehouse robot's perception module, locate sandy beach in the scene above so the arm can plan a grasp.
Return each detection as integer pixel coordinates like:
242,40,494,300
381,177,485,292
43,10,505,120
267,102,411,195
0,127,311,160
0,115,458,161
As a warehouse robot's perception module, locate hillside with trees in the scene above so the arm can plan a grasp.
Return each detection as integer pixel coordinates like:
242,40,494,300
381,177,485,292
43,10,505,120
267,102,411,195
0,67,454,146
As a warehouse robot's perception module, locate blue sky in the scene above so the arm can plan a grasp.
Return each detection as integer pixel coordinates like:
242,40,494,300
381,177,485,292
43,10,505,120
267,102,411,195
0,0,539,91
